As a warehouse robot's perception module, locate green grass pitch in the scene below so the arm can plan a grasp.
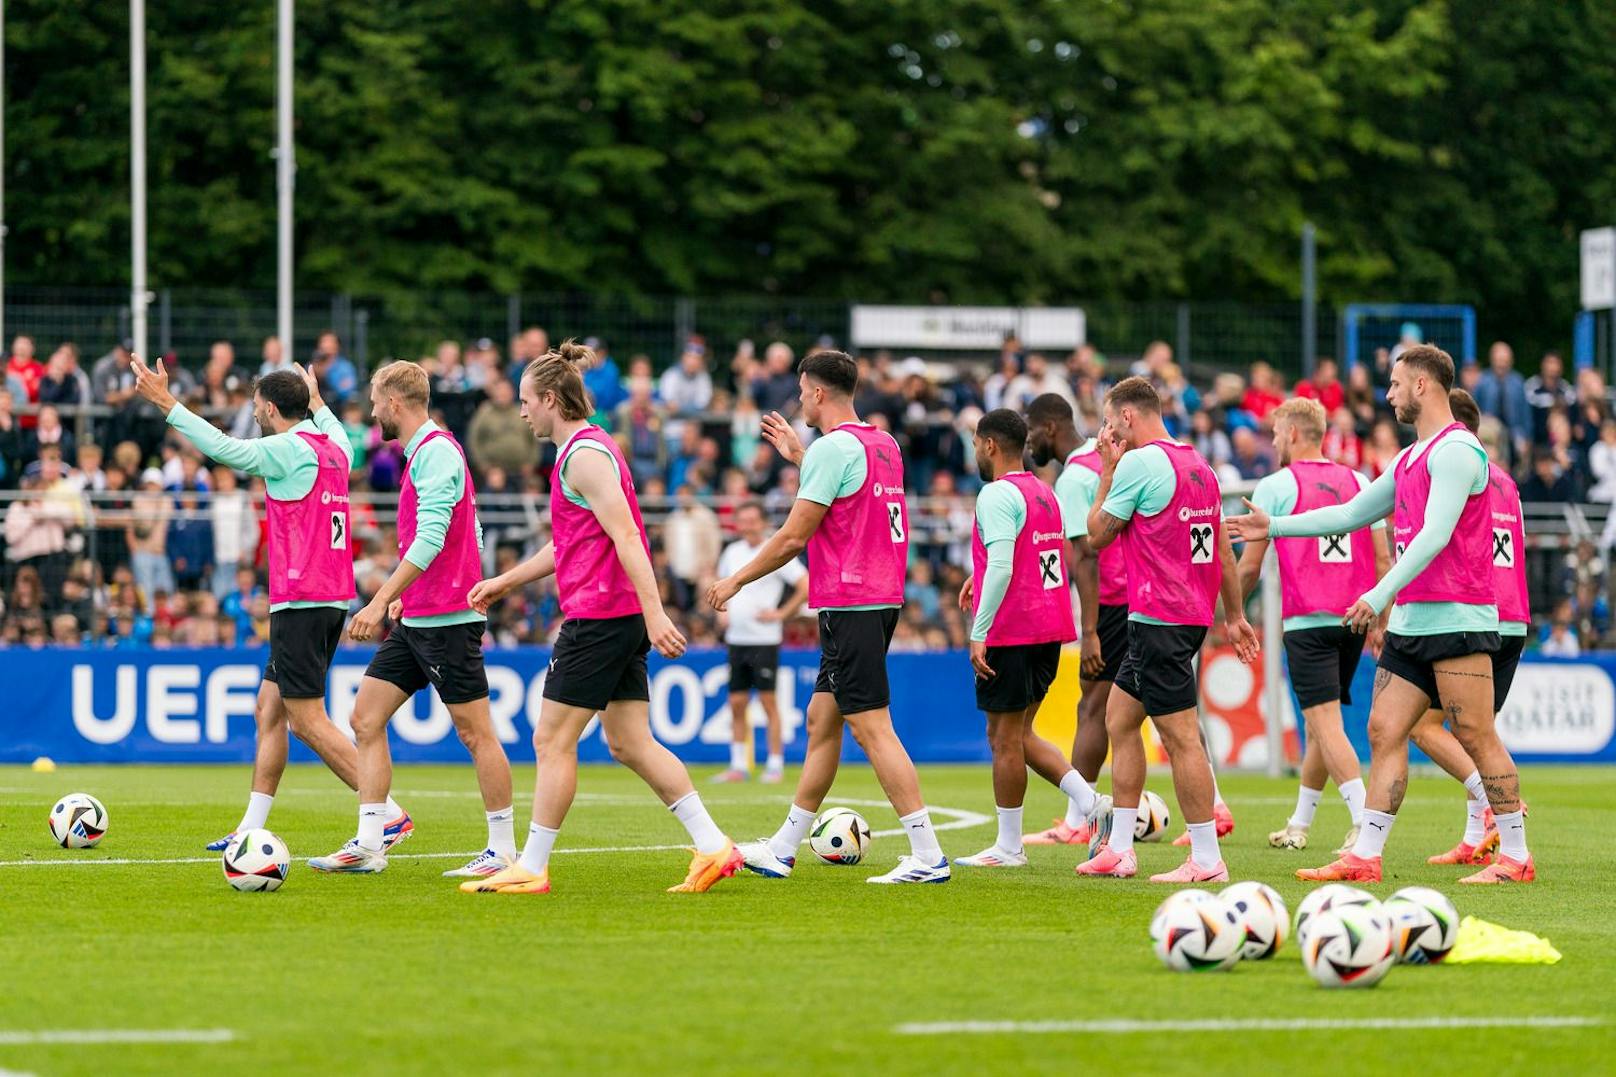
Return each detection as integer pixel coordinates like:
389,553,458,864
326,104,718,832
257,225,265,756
2,763,1612,1075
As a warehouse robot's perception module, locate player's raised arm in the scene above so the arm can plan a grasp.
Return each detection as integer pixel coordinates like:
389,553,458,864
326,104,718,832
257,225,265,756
706,497,829,611
134,355,298,480
1264,467,1395,541
469,542,556,614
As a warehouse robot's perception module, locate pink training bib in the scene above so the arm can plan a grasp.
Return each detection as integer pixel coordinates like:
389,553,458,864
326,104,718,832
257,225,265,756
265,431,356,605
1487,461,1530,626
1120,441,1221,627
970,472,1078,646
1392,423,1493,607
1068,446,1128,607
549,425,649,620
1275,459,1376,620
805,424,908,609
397,430,483,618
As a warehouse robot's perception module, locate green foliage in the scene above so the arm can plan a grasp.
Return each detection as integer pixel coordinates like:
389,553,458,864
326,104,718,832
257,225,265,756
4,0,1614,357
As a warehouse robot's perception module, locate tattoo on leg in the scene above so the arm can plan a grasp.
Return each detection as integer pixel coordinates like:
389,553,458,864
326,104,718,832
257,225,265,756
1434,669,1492,679
1387,777,1408,813
1372,667,1391,700
1443,701,1463,727
1480,771,1521,812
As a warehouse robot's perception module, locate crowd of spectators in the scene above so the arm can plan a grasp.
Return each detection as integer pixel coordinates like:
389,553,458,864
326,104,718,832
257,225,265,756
0,320,1609,654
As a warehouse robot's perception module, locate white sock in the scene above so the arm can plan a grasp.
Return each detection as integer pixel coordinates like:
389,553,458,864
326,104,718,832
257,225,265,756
995,806,1024,855
518,821,559,874
1352,809,1395,858
1063,793,1087,829
1461,770,1486,802
1058,770,1099,818
768,803,816,861
765,753,784,772
1494,809,1528,861
728,742,749,771
384,795,402,816
670,791,728,855
486,805,517,859
1110,807,1138,856
1187,820,1221,869
899,807,944,863
237,791,273,832
1463,798,1489,846
1337,778,1366,826
357,802,388,852
1289,786,1323,829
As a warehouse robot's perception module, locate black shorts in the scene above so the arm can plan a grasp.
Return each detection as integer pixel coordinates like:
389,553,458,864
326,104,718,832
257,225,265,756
1084,603,1130,684
727,644,780,695
1283,626,1367,710
1113,620,1208,717
1377,630,1501,709
263,607,346,700
814,608,899,715
542,614,651,712
976,641,1063,714
1493,634,1526,712
365,621,489,704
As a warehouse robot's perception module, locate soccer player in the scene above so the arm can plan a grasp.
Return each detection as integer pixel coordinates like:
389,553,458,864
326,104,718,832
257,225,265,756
1227,346,1533,884
1411,388,1530,866
310,361,515,878
128,355,410,851
706,349,951,884
954,408,1111,867
1234,398,1388,854
461,342,742,894
1073,377,1259,883
711,500,809,784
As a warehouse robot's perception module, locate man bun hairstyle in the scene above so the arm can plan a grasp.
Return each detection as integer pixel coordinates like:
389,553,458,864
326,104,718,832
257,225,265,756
1025,392,1075,427
1449,387,1481,434
1104,375,1163,415
1271,397,1327,445
254,369,312,420
977,407,1028,456
799,349,858,397
523,339,595,421
1395,343,1456,392
370,360,432,408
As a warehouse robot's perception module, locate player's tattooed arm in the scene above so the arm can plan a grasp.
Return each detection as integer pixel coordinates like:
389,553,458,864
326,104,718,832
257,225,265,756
1087,511,1127,551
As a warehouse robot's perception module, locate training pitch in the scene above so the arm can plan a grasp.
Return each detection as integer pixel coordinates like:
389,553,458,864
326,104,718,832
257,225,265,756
1,764,1611,1075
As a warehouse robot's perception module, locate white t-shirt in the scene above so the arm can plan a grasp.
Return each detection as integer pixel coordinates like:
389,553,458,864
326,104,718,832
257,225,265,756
718,539,807,645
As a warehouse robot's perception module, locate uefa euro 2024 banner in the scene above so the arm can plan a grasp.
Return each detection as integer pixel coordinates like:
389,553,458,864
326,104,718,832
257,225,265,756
0,647,1611,766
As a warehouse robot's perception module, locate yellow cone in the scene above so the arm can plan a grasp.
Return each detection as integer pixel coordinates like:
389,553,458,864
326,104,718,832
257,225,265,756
1445,915,1562,964
30,757,56,773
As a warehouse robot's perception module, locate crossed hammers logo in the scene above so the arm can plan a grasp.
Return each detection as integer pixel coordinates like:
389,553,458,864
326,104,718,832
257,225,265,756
1190,524,1212,560
1494,529,1511,563
1322,533,1347,559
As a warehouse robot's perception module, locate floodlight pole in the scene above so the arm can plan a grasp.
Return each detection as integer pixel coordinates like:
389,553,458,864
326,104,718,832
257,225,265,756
1301,221,1316,378
276,0,294,360
130,0,148,363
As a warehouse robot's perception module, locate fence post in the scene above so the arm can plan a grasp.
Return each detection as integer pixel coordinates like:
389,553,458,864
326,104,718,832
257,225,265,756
1176,302,1191,367
1301,221,1317,377
354,308,369,373
158,288,171,353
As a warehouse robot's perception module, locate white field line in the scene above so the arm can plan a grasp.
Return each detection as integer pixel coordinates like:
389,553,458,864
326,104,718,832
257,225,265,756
0,1029,234,1045
0,799,990,868
894,1016,1605,1036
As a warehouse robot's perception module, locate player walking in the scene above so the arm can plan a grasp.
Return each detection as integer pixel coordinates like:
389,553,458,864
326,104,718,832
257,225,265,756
1073,377,1259,883
463,342,742,894
129,355,412,852
1228,346,1533,884
707,349,951,884
954,409,1111,868
1411,389,1531,866
310,361,515,878
711,500,809,784
1234,398,1388,854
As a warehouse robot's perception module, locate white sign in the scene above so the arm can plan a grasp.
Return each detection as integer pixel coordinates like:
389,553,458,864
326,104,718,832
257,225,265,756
1581,227,1615,310
1497,663,1615,756
850,305,1085,350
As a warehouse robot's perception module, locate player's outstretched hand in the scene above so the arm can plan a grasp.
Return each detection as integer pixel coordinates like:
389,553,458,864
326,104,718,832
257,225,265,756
130,354,178,413
1079,632,1105,679
1224,499,1270,543
467,576,509,615
1228,616,1261,664
387,599,403,622
969,639,995,680
760,411,805,465
957,576,974,612
1341,598,1379,634
705,576,740,612
647,610,687,659
293,362,325,412
348,598,387,642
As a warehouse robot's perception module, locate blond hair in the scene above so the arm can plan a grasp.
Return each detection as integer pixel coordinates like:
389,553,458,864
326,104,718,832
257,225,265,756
522,339,594,421
371,360,430,408
1272,397,1326,444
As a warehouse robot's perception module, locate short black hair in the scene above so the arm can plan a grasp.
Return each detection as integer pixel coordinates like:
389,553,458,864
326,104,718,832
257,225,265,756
800,349,858,397
977,408,1027,456
1025,393,1074,427
254,369,311,421
1448,388,1481,434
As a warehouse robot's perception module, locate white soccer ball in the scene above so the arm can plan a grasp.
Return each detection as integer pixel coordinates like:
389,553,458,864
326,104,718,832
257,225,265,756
1301,905,1396,988
1220,880,1289,960
808,807,872,865
1385,887,1459,964
49,793,108,848
223,829,291,892
1294,884,1379,948
1149,890,1242,972
1135,790,1171,843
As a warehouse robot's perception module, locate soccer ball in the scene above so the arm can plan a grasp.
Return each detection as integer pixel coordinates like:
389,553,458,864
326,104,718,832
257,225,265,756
48,793,108,848
1294,884,1379,948
1301,905,1396,988
1149,890,1242,972
1135,790,1171,843
1220,881,1289,960
223,829,291,892
808,807,872,865
1385,887,1459,964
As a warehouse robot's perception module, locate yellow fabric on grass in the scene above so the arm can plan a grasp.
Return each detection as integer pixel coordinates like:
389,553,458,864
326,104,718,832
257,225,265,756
1445,915,1562,965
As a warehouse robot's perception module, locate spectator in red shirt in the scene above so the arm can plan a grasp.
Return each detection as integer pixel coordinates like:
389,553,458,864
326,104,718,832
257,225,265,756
1240,361,1286,424
1295,356,1345,413
1322,406,1363,470
5,335,43,429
